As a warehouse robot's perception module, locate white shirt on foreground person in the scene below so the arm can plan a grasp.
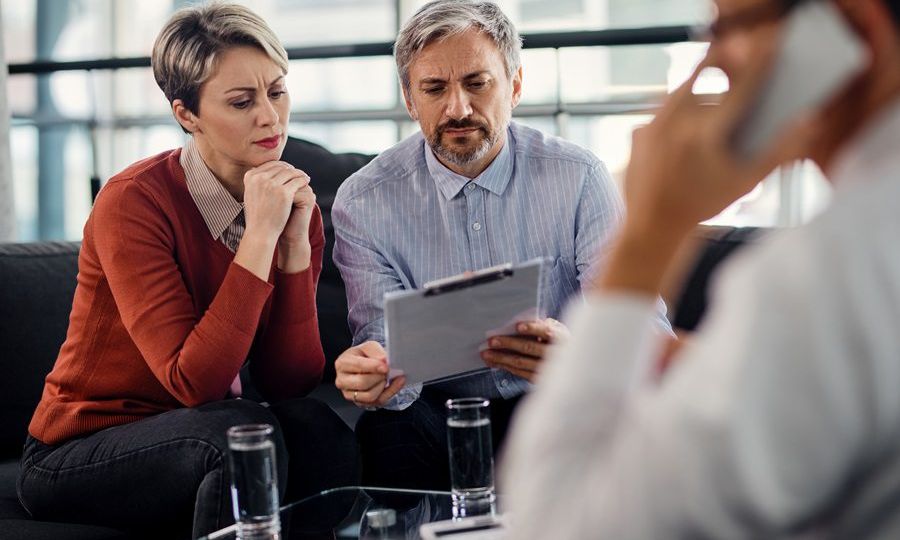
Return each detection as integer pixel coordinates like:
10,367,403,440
501,99,900,538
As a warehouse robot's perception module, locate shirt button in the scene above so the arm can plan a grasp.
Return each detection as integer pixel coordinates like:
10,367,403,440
467,183,476,191
472,222,482,231
501,379,509,387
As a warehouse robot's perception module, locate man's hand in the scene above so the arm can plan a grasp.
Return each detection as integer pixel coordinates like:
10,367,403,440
334,341,406,408
597,43,816,296
480,318,570,382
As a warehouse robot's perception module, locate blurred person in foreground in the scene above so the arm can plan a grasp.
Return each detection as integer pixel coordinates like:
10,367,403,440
503,0,900,537
331,0,670,491
17,3,357,538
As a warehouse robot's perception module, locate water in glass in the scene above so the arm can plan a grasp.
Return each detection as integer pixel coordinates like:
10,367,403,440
228,426,280,539
446,398,496,517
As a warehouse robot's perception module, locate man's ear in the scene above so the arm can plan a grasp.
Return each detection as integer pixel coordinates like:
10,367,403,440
172,99,199,134
402,86,419,121
510,66,523,109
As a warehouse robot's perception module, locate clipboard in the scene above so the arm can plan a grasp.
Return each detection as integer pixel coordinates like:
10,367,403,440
384,258,545,386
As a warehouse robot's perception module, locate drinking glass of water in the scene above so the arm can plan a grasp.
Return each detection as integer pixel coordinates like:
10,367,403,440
227,424,281,539
445,398,496,518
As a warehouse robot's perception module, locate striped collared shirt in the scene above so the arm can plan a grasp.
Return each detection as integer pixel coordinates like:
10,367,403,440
180,138,245,396
180,138,245,252
334,121,668,410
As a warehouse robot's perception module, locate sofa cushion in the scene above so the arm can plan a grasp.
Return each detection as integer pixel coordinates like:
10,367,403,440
0,242,80,460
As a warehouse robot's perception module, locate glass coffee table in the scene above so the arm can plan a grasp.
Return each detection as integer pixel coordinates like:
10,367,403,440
201,486,471,539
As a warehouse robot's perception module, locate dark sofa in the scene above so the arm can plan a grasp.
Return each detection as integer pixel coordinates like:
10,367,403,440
0,136,762,539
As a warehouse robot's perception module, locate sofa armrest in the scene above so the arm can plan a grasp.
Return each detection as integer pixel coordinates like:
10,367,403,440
0,241,81,459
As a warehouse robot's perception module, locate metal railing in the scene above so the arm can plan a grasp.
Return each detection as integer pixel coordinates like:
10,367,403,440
9,26,693,74
8,26,696,133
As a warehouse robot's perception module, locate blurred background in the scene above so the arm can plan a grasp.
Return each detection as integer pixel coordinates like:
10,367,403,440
2,0,832,242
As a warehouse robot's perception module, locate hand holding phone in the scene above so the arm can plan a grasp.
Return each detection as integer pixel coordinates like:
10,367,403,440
732,1,866,160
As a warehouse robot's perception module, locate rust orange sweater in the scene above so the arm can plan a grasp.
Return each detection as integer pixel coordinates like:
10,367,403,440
29,149,326,445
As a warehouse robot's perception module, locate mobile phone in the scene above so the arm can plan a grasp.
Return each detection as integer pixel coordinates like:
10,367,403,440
732,1,866,160
419,514,508,539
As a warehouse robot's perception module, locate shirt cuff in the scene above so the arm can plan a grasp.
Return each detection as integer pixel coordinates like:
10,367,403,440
557,292,661,395
381,384,422,411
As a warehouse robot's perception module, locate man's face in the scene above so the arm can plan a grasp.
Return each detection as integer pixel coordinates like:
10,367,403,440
710,0,786,78
404,29,522,174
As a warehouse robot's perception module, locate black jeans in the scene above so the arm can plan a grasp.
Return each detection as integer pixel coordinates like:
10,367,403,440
17,398,359,539
355,386,522,492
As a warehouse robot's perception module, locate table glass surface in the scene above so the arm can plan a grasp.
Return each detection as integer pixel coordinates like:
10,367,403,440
201,486,463,539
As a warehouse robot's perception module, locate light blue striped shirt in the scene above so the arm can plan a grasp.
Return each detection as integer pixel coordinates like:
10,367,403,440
333,121,665,409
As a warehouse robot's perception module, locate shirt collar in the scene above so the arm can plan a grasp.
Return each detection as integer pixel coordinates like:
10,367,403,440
180,138,244,240
424,126,515,200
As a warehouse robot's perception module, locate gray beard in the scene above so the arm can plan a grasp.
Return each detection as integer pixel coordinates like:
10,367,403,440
428,124,503,168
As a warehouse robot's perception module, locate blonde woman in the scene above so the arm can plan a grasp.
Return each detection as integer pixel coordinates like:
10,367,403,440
17,4,357,538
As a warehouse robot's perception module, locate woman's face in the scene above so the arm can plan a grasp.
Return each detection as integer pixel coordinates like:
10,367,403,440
182,45,290,180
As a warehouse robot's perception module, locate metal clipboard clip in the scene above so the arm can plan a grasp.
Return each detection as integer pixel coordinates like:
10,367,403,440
422,263,514,297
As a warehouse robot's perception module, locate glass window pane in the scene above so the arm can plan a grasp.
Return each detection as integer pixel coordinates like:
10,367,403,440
290,121,398,155
62,129,94,239
112,1,175,57
560,45,678,104
97,126,185,182
7,1,397,63
401,0,708,31
2,1,36,63
567,114,651,188
704,176,781,228
604,0,708,28
519,49,558,105
13,127,96,241
248,0,396,47
10,126,38,241
8,75,37,116
514,116,557,137
112,0,397,54
113,68,171,117
288,58,397,112
568,114,786,227
399,120,421,140
6,0,116,63
47,71,96,119
797,161,832,222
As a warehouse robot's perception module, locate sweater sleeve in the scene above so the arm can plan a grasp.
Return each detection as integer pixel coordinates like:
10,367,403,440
250,205,326,402
92,178,274,407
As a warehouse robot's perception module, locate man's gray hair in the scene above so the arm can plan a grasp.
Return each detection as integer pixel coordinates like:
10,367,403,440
394,0,522,95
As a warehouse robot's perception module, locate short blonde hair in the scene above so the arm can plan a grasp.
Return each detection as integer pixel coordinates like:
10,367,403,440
151,2,288,117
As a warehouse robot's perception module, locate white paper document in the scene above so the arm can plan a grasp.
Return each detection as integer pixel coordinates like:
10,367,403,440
384,259,544,386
